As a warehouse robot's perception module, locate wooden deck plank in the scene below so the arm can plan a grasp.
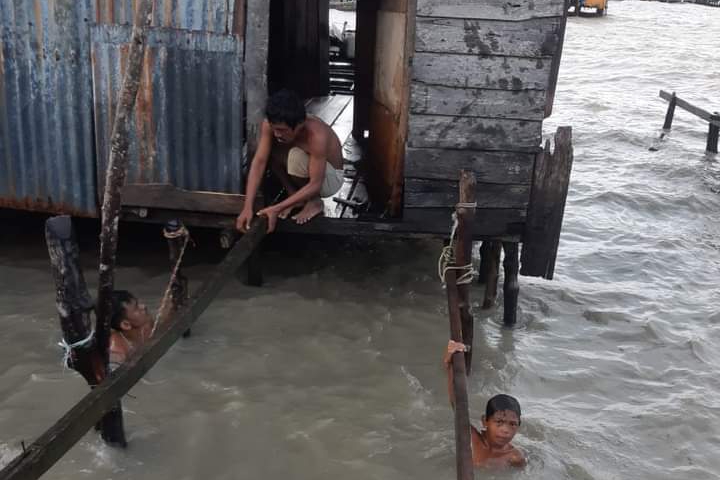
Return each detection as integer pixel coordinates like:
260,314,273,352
410,85,547,120
404,178,531,208
415,17,562,57
305,94,352,126
408,115,542,150
405,147,535,183
413,53,552,90
416,0,566,21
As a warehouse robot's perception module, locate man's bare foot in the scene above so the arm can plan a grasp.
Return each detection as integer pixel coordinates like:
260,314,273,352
278,205,295,219
292,198,323,225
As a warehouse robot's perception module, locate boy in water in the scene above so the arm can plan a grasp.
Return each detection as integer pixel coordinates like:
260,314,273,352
236,89,345,233
108,290,154,369
444,340,526,469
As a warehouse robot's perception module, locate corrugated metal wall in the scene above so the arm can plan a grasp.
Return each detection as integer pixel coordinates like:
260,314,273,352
94,0,236,34
92,25,243,193
0,0,98,216
0,0,243,216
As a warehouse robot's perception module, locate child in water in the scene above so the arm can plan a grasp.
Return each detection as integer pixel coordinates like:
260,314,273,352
444,340,526,469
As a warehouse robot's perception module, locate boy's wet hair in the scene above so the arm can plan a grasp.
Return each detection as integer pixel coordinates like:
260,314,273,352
265,89,306,129
109,290,135,330
486,394,522,421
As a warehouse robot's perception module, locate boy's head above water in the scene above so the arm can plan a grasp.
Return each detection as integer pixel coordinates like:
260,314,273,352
482,394,522,448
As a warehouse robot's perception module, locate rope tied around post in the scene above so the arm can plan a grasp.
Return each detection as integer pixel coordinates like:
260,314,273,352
58,328,95,370
151,225,192,336
438,202,478,286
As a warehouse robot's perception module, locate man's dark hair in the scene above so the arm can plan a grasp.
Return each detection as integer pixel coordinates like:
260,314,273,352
265,89,306,128
109,290,135,330
486,394,522,421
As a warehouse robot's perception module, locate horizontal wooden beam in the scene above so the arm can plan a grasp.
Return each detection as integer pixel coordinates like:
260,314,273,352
410,84,547,121
408,114,542,150
659,90,720,126
415,16,562,57
416,0,566,21
413,53,552,90
0,219,267,480
121,206,522,239
404,178,530,208
121,183,248,215
403,207,526,238
405,147,535,183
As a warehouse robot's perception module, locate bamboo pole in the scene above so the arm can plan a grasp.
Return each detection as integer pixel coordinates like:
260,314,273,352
0,218,267,480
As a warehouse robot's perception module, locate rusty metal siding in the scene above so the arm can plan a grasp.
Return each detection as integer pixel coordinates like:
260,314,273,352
0,0,98,216
91,25,244,194
94,0,236,34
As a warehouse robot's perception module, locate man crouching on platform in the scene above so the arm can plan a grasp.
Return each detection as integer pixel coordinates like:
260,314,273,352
236,89,345,233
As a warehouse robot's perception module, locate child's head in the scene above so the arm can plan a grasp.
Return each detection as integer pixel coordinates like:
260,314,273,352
482,394,522,448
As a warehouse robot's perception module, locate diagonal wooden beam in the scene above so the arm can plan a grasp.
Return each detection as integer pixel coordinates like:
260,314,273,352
0,219,266,480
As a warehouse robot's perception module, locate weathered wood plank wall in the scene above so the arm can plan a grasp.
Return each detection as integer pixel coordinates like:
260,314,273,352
404,0,566,236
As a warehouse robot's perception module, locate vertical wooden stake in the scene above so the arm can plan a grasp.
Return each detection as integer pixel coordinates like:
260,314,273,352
479,241,501,309
445,269,474,480
707,113,719,154
454,171,475,372
662,91,677,131
45,216,126,447
165,220,190,337
502,242,520,326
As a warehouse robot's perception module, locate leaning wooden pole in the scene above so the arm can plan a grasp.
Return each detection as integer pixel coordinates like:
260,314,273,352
0,219,267,480
454,171,475,372
95,0,153,368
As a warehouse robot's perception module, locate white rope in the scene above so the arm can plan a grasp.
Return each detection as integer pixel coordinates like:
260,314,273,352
151,226,190,336
437,209,477,286
58,328,95,369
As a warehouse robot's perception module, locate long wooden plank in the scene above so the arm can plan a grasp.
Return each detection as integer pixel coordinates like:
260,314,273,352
413,53,552,90
408,115,542,150
405,147,535,183
659,90,719,126
411,84,547,120
0,219,267,480
121,183,247,214
416,0,566,20
415,17,562,57
405,178,530,208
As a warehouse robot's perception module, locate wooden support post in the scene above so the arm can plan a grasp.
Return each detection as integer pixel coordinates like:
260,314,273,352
165,220,191,338
454,171,475,372
663,91,677,130
502,242,520,327
445,269,474,480
44,216,126,447
707,113,719,154
0,219,267,480
480,241,501,309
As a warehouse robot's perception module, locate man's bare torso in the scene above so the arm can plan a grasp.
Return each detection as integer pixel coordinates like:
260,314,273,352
279,115,343,169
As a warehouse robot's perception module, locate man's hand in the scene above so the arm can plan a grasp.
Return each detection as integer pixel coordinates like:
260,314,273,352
236,208,254,233
257,206,280,233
